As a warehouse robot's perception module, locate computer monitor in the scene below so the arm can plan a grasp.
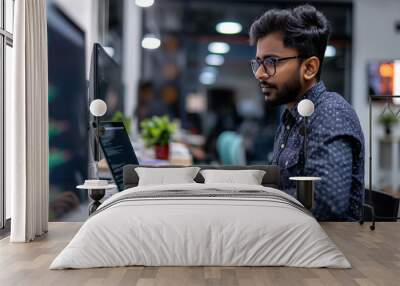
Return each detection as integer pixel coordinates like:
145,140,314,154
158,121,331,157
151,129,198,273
98,121,139,192
89,43,123,120
368,59,400,99
88,43,124,167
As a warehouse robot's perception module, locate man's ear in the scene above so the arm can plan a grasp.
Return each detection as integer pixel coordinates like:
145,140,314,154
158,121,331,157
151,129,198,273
302,56,320,81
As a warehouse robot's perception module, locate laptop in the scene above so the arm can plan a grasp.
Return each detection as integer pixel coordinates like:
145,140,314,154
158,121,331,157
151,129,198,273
98,121,139,192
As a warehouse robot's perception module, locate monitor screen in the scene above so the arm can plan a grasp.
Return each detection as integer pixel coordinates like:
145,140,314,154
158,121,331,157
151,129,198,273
88,43,124,166
368,59,400,97
98,122,139,192
89,43,123,120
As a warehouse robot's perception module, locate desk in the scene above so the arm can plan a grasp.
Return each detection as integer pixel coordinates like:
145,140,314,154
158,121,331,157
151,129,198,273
1,222,399,285
98,141,193,176
379,188,400,199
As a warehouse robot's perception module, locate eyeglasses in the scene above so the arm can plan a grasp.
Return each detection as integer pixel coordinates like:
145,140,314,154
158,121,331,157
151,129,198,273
250,56,302,77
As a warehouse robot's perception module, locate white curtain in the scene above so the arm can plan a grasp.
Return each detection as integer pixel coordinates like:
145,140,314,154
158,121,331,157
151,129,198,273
7,0,49,242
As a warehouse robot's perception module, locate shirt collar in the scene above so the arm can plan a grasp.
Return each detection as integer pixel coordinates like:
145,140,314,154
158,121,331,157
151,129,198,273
281,81,327,124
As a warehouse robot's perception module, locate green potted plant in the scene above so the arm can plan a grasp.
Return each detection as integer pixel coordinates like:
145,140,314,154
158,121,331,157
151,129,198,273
140,115,176,160
378,112,399,136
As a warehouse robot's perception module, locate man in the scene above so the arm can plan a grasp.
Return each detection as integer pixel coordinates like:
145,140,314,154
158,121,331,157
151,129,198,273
249,4,365,221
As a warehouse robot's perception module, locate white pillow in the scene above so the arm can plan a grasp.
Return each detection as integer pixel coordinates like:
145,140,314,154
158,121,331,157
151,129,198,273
200,169,266,185
135,167,201,186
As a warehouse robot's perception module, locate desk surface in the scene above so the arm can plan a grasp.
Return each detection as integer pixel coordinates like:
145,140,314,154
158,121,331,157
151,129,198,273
0,222,399,286
378,188,400,199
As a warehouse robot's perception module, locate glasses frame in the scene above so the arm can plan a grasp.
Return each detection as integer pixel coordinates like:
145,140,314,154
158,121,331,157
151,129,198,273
251,56,302,77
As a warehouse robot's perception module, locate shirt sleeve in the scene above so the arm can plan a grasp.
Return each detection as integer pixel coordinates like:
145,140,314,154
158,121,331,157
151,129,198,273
305,134,353,220
304,103,364,220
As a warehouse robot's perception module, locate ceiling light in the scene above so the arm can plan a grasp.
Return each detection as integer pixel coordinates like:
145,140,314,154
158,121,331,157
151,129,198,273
141,34,161,49
135,0,154,8
199,71,216,85
202,66,218,75
208,42,230,54
216,21,242,34
205,54,224,66
324,45,336,57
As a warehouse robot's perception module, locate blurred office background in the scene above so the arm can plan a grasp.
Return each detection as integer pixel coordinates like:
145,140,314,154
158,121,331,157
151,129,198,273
4,0,399,221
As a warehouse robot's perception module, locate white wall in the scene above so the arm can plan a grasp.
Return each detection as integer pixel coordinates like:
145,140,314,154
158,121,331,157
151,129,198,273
123,0,141,126
352,0,400,188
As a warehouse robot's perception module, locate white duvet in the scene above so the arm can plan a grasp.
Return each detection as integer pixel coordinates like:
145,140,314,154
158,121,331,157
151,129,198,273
50,183,351,269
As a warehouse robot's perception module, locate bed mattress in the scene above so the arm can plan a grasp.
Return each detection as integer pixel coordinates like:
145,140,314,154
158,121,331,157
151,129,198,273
50,183,350,269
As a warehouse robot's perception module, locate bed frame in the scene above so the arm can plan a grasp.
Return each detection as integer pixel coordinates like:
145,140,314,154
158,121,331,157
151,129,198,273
123,165,280,190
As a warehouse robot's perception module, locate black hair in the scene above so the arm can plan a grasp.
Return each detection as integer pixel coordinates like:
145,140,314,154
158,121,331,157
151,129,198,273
249,4,330,79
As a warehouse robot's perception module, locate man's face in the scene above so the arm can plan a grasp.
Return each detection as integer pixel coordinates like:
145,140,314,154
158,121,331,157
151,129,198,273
254,32,303,106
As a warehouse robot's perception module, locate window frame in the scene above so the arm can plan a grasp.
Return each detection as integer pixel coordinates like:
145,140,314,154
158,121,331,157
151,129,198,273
1,0,14,230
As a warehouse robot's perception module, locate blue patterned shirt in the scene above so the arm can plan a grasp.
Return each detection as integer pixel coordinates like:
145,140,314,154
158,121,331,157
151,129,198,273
271,81,365,221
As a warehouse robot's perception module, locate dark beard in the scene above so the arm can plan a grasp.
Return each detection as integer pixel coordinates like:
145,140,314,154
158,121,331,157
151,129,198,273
262,72,302,107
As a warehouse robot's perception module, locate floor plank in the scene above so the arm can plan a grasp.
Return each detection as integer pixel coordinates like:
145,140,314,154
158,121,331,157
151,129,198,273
0,222,399,286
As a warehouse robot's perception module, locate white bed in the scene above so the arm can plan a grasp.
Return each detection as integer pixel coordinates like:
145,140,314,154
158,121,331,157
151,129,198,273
50,183,350,269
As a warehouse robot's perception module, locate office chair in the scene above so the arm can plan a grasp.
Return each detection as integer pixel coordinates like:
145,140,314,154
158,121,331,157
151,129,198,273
360,188,400,230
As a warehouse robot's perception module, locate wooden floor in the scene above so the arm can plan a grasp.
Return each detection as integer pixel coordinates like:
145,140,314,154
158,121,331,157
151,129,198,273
0,222,399,286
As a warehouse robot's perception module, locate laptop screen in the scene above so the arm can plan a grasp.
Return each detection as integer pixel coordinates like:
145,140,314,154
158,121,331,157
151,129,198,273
98,121,139,191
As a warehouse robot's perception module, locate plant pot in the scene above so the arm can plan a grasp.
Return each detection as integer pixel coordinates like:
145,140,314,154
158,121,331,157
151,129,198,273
385,125,391,136
155,144,169,160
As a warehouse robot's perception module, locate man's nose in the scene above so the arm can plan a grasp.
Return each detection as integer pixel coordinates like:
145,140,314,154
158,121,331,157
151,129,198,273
255,65,268,80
